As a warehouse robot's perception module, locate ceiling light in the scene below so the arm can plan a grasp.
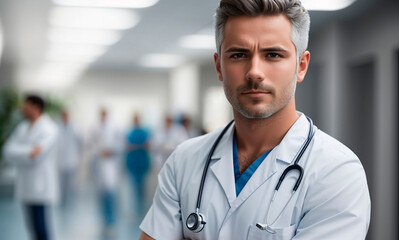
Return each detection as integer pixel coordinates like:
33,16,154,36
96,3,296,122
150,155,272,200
46,53,101,63
39,62,86,77
49,7,140,30
180,34,215,50
141,54,185,68
36,74,80,88
35,62,86,88
46,44,107,63
52,0,159,9
48,28,122,46
303,0,357,11
47,44,107,57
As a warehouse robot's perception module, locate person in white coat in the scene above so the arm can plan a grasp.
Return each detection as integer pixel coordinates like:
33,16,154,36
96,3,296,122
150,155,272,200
139,0,371,239
88,108,122,232
3,95,59,240
151,115,188,169
180,114,200,139
57,110,82,208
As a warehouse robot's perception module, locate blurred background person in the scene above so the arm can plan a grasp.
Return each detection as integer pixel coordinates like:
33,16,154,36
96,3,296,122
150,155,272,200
125,113,151,221
151,114,188,170
88,108,122,236
2,95,59,240
57,109,83,210
180,114,200,139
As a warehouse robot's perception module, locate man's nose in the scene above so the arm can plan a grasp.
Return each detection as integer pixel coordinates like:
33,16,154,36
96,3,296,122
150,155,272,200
245,55,265,82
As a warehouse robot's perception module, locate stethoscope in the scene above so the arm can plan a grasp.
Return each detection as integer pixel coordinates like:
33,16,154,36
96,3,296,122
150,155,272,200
186,116,315,233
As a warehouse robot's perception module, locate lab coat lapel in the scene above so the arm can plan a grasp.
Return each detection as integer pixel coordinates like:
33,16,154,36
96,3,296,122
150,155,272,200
210,124,236,207
28,115,44,139
275,113,311,164
225,149,278,218
223,113,312,220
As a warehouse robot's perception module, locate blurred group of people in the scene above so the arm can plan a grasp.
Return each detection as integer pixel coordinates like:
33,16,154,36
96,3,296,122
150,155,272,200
2,94,201,240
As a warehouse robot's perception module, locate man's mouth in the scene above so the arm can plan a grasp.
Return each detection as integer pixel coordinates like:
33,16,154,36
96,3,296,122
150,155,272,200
242,90,271,96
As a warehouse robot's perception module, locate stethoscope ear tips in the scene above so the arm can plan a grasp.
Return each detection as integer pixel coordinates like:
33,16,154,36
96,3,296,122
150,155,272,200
186,212,206,233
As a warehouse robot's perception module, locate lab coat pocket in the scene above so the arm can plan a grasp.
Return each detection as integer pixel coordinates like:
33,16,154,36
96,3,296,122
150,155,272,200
247,224,296,240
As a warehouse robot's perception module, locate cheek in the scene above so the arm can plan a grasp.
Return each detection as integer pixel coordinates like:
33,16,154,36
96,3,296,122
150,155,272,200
221,57,246,78
222,64,240,79
267,61,296,83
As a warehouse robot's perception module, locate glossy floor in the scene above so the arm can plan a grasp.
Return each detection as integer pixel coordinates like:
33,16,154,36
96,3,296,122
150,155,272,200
0,176,154,240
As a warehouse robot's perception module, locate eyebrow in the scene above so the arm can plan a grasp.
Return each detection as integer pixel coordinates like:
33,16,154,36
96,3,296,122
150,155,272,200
261,47,289,53
224,46,289,54
224,47,250,53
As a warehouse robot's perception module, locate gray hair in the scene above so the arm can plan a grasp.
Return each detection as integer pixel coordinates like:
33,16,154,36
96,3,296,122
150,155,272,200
215,0,310,60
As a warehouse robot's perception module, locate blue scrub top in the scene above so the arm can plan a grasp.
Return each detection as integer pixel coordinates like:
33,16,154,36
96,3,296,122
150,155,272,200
233,133,272,196
126,127,151,173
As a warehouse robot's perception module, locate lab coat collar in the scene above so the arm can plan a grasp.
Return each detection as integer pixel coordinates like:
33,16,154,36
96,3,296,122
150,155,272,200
29,114,48,131
209,123,236,206
210,112,311,163
209,120,278,211
274,112,312,164
208,113,312,207
210,122,235,161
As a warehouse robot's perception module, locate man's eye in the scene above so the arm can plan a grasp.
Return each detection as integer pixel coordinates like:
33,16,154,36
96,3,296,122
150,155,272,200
230,53,246,59
267,53,281,58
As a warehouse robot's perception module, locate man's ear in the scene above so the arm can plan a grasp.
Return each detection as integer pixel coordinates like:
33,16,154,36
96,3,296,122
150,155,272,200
214,53,223,82
296,50,310,83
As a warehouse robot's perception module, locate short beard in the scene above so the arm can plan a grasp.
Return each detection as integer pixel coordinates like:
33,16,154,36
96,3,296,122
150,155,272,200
224,74,297,119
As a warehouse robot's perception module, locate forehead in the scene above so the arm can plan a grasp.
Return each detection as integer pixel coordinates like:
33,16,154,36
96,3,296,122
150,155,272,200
23,100,33,106
222,14,294,50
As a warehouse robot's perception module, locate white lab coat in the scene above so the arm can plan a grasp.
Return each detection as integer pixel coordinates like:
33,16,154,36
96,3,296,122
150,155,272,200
140,114,371,240
152,124,188,167
58,122,82,172
89,119,122,191
3,114,59,204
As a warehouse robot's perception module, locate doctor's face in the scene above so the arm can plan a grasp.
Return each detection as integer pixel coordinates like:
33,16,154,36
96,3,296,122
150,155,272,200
21,100,35,119
214,14,309,119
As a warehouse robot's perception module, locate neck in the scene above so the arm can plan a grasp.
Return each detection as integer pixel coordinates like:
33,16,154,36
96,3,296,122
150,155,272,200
233,99,299,156
29,113,41,124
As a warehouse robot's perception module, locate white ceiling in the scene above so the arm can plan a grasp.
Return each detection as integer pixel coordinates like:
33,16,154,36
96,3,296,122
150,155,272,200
0,0,379,79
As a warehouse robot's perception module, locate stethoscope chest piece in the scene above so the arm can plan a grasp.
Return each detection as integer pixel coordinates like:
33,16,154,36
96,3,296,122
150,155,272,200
186,211,206,232
256,223,277,234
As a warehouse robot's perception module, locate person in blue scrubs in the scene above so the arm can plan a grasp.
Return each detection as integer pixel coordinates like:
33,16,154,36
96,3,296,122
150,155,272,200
125,113,151,220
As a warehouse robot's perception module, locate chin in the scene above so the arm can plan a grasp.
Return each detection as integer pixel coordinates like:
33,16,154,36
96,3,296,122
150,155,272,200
238,108,274,119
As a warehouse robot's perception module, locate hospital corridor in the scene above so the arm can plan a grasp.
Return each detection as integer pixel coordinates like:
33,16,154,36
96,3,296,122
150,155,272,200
0,178,145,239
0,0,398,239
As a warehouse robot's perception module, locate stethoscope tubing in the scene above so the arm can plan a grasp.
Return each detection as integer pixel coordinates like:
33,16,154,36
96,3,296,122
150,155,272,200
294,116,315,165
195,120,235,210
275,116,314,192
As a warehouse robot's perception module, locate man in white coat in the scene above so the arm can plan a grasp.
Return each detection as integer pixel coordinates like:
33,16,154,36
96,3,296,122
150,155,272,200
88,108,122,233
57,110,82,208
139,0,370,239
152,114,188,169
3,95,59,240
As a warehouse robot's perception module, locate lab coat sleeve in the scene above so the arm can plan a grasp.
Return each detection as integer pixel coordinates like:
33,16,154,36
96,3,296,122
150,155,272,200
140,151,183,240
72,125,84,153
2,124,34,166
105,128,124,156
86,128,100,159
293,157,371,240
29,123,58,164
